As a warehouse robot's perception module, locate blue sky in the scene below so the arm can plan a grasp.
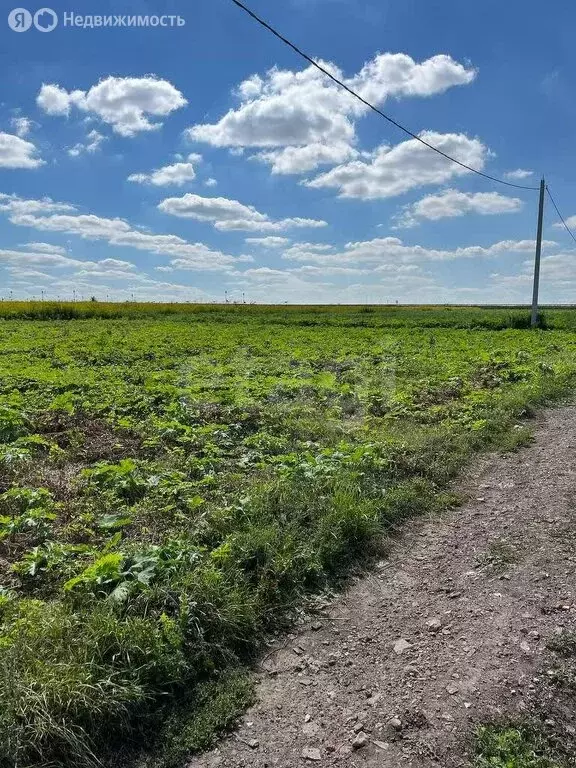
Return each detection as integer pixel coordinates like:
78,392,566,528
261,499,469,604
0,0,575,303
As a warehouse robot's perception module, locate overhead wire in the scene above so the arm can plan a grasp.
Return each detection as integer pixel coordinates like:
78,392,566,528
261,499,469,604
231,1,576,262
230,0,540,192
546,185,576,247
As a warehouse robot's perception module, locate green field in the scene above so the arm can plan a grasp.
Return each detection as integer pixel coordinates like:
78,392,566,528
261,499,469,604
1,304,576,767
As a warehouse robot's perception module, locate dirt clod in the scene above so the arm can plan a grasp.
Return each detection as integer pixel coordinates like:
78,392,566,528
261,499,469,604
302,747,321,761
351,731,369,749
393,638,412,655
426,618,442,632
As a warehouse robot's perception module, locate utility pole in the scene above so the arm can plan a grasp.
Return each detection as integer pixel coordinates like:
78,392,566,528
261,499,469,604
531,177,546,327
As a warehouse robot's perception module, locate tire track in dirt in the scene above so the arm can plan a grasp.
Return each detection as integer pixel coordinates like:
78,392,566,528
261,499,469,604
189,406,576,767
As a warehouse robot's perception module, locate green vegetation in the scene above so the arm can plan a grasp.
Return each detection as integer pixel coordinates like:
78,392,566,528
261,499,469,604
1,299,576,329
474,631,576,768
477,539,522,573
1,304,576,766
547,631,576,659
474,725,563,768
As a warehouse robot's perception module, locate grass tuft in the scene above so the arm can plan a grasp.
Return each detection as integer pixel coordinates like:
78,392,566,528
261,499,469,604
474,725,564,768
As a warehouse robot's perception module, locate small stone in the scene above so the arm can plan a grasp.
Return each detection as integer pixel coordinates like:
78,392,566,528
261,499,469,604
393,638,412,655
446,684,459,695
353,721,364,733
426,618,442,632
304,714,312,723
373,740,390,751
247,739,259,749
389,717,402,731
352,731,369,749
302,746,322,761
311,621,323,631
520,641,531,653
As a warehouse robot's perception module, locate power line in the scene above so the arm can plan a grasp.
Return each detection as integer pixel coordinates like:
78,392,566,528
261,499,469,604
230,0,540,192
545,185,576,247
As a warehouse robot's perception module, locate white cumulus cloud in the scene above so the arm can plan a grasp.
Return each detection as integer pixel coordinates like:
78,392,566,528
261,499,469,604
0,193,74,215
19,242,68,255
68,130,106,157
245,236,291,248
37,76,187,136
0,248,136,273
36,84,85,115
394,188,523,227
282,236,556,266
128,154,202,186
158,193,327,232
0,194,243,272
306,132,488,199
0,133,44,169
553,215,576,230
256,142,358,175
504,169,533,181
186,53,476,174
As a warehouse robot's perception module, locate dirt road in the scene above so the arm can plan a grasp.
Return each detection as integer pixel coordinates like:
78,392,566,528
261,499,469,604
189,406,576,767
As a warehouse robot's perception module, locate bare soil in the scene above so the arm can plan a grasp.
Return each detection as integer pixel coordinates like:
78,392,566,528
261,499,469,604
189,406,576,768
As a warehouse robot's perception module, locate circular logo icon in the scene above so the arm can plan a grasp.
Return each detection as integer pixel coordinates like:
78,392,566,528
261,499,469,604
8,8,32,31
33,7,57,31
